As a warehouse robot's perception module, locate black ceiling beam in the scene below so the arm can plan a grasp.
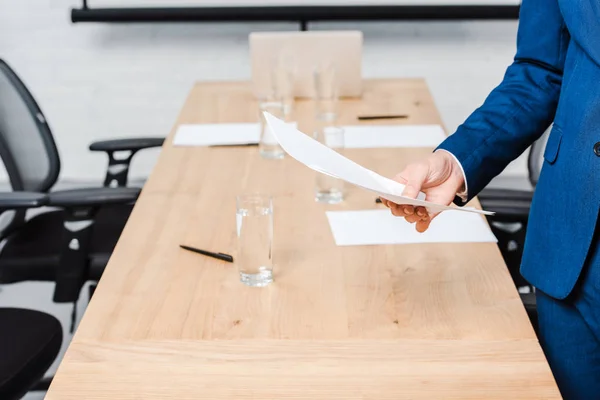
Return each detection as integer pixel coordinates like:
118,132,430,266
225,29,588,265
71,5,520,24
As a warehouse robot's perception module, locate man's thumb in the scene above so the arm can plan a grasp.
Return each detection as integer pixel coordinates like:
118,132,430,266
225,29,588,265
397,164,428,199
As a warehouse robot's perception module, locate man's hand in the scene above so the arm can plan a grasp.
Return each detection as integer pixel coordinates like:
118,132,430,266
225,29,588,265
381,151,465,233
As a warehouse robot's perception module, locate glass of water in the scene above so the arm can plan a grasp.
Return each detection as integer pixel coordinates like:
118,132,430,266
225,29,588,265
236,194,274,287
314,126,345,204
314,61,338,123
271,51,296,118
259,101,285,160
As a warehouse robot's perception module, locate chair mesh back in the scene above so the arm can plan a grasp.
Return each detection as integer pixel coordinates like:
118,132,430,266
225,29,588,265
527,125,552,187
0,60,59,192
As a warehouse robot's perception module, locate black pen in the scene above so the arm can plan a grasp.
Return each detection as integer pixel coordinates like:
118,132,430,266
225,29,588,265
375,198,383,204
179,245,234,263
210,143,259,147
358,114,409,121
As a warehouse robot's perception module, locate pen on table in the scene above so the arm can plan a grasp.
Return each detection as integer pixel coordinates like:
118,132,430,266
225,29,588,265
179,245,234,263
358,114,409,121
210,143,259,147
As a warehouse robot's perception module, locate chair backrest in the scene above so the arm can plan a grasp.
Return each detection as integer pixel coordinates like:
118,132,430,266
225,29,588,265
527,124,552,187
0,59,60,192
250,31,363,99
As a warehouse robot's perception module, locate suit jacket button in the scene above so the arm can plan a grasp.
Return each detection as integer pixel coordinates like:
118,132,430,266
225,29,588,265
595,142,600,157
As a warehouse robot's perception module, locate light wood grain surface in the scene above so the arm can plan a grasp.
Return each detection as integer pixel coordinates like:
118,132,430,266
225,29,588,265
46,79,560,399
54,340,558,400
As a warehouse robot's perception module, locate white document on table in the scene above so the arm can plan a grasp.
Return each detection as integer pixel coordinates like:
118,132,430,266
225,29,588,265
326,209,497,246
342,125,446,148
264,112,493,215
173,123,260,147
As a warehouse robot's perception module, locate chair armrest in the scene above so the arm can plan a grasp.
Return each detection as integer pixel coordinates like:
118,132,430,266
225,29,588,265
478,188,533,221
51,187,139,304
89,137,164,153
478,188,534,203
0,192,48,209
480,198,532,221
89,138,164,188
48,187,140,208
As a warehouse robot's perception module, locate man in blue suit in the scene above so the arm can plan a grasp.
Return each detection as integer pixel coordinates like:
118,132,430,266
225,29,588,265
381,0,600,398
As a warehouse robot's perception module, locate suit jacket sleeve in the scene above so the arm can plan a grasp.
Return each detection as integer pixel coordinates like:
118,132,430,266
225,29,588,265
436,0,570,203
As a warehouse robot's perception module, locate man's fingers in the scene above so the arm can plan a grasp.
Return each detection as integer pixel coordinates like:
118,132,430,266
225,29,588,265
413,210,447,232
416,218,431,233
388,154,459,231
405,214,420,224
415,207,427,219
390,203,407,217
398,164,429,199
386,202,419,218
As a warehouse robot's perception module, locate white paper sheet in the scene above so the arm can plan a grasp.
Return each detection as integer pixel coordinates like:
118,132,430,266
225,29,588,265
173,123,260,146
342,125,447,148
326,209,497,246
264,112,493,215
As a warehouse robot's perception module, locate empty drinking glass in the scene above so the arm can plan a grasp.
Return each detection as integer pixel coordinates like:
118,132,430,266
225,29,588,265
259,101,285,159
314,62,338,123
236,194,274,287
314,126,345,204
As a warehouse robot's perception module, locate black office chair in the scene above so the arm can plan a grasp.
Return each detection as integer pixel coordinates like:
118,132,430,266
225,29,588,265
0,307,63,400
0,59,162,311
478,126,551,333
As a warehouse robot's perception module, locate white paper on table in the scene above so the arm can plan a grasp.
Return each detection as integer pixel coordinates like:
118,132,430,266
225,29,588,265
173,123,260,147
264,112,493,215
342,125,447,148
326,209,497,246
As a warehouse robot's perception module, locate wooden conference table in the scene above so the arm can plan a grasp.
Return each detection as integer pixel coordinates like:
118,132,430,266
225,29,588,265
47,79,560,399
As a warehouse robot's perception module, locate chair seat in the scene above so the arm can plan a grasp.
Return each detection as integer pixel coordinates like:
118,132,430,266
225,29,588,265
0,308,62,400
0,204,131,284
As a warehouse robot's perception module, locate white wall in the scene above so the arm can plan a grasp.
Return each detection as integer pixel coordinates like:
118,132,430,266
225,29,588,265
0,0,524,393
0,0,525,184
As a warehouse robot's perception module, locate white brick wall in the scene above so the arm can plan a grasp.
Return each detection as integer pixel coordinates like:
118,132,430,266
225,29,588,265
0,0,525,184
0,1,525,391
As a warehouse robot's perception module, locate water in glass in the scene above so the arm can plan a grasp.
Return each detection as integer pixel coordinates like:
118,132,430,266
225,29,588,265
236,195,274,287
259,102,285,159
271,51,296,117
314,126,345,204
314,62,339,123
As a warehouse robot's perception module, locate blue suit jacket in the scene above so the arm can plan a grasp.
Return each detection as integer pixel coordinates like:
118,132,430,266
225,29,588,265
437,0,600,299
